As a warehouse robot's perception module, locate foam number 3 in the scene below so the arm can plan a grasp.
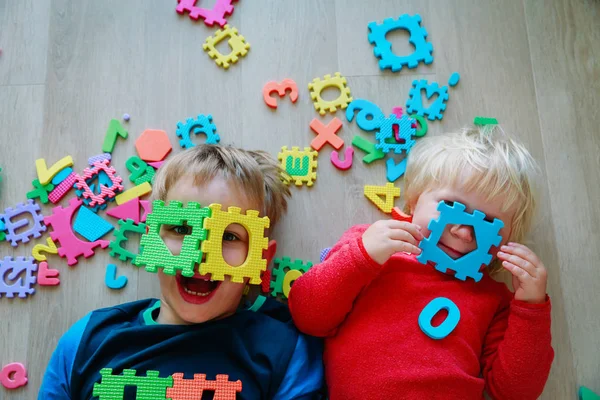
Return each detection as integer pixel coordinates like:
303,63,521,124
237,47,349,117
263,79,298,109
418,297,461,340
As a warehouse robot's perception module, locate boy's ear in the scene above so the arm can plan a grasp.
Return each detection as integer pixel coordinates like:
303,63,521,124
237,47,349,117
264,240,277,265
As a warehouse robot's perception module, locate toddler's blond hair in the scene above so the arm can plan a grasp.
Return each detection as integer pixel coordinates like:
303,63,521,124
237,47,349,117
404,125,539,275
151,144,291,229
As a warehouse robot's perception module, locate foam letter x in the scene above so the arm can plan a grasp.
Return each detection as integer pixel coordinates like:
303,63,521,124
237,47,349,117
310,117,344,151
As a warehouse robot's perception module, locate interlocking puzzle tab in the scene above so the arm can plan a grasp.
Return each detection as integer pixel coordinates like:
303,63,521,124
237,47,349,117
308,72,353,115
176,114,220,149
0,199,46,247
0,257,37,299
203,25,250,69
418,297,461,340
109,219,146,264
271,257,313,299
44,198,110,266
263,79,299,109
417,201,504,282
406,79,449,121
0,362,28,389
176,0,236,27
277,146,318,187
364,183,400,214
92,368,173,400
167,373,242,400
35,156,74,185
135,201,210,277
201,204,270,285
75,159,124,208
368,14,434,72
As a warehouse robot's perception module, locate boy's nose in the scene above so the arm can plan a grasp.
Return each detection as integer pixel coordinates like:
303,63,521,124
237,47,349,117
450,224,474,243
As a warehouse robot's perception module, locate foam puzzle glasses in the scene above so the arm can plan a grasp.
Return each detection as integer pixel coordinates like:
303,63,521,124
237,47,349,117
134,200,270,285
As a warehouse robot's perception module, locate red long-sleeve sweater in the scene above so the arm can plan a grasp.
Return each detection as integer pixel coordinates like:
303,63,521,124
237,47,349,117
288,224,554,400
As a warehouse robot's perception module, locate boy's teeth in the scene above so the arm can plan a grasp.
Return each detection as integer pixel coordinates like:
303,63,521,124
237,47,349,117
183,287,211,297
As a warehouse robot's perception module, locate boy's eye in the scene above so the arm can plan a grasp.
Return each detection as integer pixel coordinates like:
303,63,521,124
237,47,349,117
223,232,239,242
443,200,455,206
172,225,192,235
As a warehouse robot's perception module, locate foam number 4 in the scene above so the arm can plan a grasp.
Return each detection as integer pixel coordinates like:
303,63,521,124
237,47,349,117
263,79,298,109
418,297,460,340
364,183,400,214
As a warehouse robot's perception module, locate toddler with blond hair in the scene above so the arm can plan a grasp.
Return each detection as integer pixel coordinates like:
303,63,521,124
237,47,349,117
40,145,324,399
289,126,554,400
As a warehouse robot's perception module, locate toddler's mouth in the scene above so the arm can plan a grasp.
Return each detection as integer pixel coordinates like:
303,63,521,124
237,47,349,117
438,242,467,259
176,273,221,305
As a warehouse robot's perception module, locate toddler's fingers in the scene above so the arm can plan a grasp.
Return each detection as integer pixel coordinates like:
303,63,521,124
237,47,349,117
387,221,424,241
388,229,421,247
502,260,531,280
502,243,541,267
392,240,422,255
497,251,536,277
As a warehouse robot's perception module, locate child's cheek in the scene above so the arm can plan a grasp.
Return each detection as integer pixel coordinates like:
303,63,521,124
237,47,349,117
221,243,249,267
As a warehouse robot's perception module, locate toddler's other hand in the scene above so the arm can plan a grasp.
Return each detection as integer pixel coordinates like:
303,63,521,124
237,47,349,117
497,242,548,303
362,220,424,265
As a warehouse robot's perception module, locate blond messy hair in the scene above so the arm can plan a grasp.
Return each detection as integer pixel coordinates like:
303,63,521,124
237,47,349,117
403,125,540,275
151,144,291,229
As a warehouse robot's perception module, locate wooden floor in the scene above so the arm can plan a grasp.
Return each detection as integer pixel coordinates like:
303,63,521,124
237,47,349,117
0,0,598,398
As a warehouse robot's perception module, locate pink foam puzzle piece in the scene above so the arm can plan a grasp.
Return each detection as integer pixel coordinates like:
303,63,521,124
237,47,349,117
147,161,164,169
43,198,110,266
140,200,151,223
37,261,60,286
176,0,236,26
0,362,28,389
49,172,78,204
106,197,141,224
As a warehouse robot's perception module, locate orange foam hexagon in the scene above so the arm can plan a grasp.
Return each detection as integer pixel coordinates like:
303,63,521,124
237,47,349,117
135,129,172,162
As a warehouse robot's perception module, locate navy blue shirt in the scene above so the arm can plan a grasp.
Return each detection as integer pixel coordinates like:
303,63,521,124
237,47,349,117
39,298,324,399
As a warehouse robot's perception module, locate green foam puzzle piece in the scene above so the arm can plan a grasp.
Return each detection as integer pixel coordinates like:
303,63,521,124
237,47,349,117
109,219,147,263
270,256,313,298
92,368,173,400
352,135,385,163
473,116,498,126
125,155,155,186
102,119,129,153
134,200,210,277
580,386,600,400
27,179,55,204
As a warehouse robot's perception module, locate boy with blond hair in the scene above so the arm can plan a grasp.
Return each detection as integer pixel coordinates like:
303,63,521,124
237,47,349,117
289,126,554,400
39,145,324,399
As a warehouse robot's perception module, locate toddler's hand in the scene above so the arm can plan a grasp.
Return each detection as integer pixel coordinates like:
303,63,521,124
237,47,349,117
362,220,424,265
497,242,548,304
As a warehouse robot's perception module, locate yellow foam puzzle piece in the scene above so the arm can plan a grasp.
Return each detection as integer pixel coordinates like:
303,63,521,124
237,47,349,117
35,156,74,185
277,146,318,187
202,25,250,69
115,182,152,205
200,204,270,284
308,72,353,115
364,182,400,214
32,237,58,261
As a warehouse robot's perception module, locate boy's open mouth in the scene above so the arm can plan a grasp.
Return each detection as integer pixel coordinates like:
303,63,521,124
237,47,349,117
176,273,221,305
